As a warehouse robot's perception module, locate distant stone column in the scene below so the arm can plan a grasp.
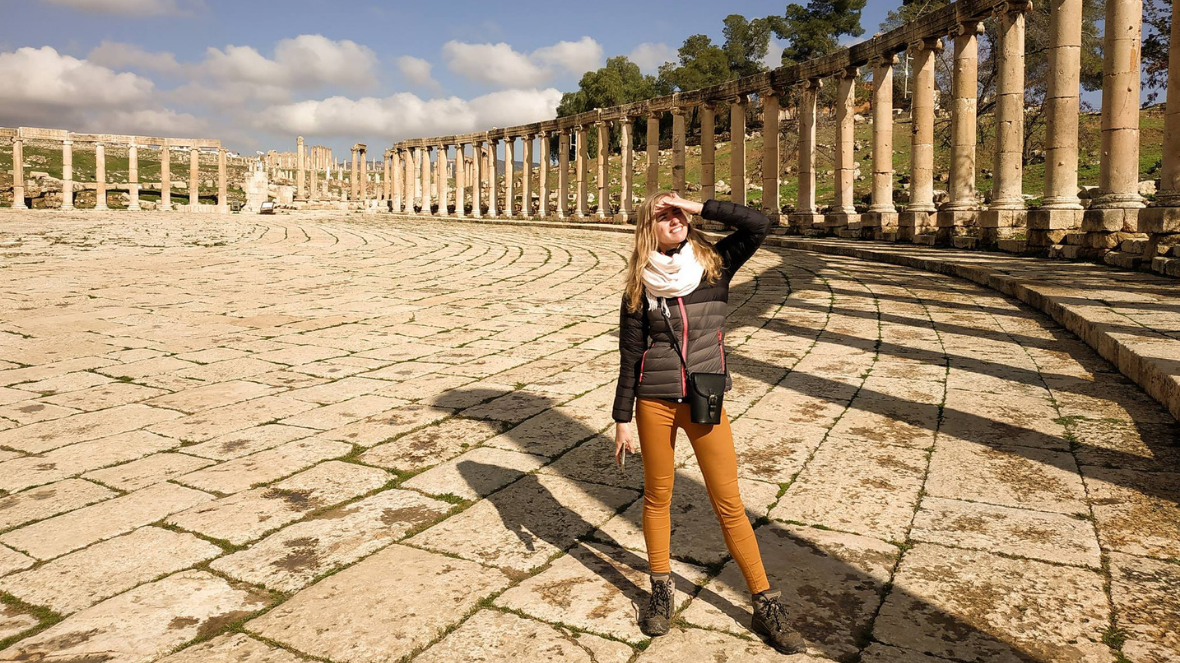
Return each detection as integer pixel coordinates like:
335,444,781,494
61,139,74,211
619,119,634,222
981,1,1031,246
94,142,108,210
358,145,368,205
504,138,515,217
730,94,748,205
11,138,25,209
671,108,687,194
597,121,611,219
1028,0,1085,245
1082,0,1145,247
472,142,483,218
558,130,571,218
189,147,199,207
789,81,822,232
435,145,447,216
576,125,589,218
646,111,661,196
761,91,781,223
539,132,551,218
309,150,319,202
217,148,227,212
700,103,716,202
128,141,141,211
383,152,392,203
455,144,467,217
522,135,534,218
350,147,359,201
488,140,499,218
1140,0,1180,243
864,54,898,239
296,136,306,200
160,144,173,211
899,37,943,241
421,146,433,214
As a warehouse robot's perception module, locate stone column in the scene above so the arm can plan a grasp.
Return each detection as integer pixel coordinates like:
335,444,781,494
384,152,392,204
309,150,319,202
539,132,551,218
94,142,108,210
1028,0,1085,245
789,82,822,231
472,142,483,218
522,135,534,218
128,141,141,211
435,145,447,216
671,108,687,195
646,111,661,196
826,70,859,233
189,148,199,207
937,20,983,245
558,130,571,218
575,125,589,218
453,145,464,217
1081,0,1145,251
159,144,172,211
358,146,368,206
350,147,358,201
619,119,634,222
488,140,499,218
11,138,25,209
700,103,716,202
61,139,74,211
730,95,748,205
217,148,228,212
504,138,515,217
421,146,433,214
898,37,943,241
864,55,898,239
981,1,1031,246
597,121,611,219
296,136,306,200
1139,0,1180,250
762,91,781,224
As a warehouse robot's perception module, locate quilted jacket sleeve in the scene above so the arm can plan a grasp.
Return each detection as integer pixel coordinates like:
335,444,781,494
613,295,647,423
702,199,771,278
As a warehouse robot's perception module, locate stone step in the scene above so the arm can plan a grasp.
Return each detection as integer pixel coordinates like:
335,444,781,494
952,236,980,250
836,229,860,239
997,238,1028,254
1152,255,1180,277
914,234,937,246
1103,251,1146,271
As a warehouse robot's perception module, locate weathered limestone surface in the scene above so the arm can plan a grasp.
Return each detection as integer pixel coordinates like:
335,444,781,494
416,609,633,663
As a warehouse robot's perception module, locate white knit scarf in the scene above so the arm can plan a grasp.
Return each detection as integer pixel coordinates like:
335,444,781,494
643,242,703,309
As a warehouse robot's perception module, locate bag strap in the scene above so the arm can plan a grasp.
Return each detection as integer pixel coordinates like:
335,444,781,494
657,297,689,372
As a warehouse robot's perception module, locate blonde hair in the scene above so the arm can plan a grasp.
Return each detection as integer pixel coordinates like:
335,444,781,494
623,191,722,313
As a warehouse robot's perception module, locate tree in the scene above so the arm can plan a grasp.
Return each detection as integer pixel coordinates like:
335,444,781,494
722,14,774,78
1142,0,1172,104
656,34,732,93
555,56,664,157
771,0,868,65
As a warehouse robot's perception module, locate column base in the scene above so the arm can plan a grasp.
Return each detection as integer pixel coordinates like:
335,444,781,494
897,210,936,242
935,209,979,246
615,212,635,224
1138,206,1180,234
824,212,861,234
788,213,825,234
1082,207,1139,233
977,209,1027,248
1026,208,1084,250
860,211,898,240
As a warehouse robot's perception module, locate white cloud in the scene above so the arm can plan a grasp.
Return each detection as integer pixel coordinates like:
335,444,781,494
532,37,602,76
443,37,603,88
41,0,196,15
254,88,563,140
0,46,153,123
88,41,181,73
629,42,677,75
396,55,438,88
95,108,208,135
763,40,785,69
203,34,377,90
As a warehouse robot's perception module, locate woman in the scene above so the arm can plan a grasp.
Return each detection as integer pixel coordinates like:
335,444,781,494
612,192,806,654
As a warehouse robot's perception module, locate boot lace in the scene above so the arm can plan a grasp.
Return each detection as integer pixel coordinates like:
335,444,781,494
649,580,673,617
759,595,788,633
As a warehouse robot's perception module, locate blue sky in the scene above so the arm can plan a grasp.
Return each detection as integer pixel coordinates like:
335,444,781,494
0,0,898,156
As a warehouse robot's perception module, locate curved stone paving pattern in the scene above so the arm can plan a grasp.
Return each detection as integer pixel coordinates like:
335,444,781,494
0,211,1176,662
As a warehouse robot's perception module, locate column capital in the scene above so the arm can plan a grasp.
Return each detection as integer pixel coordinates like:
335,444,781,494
909,36,944,54
954,19,985,37
669,107,687,117
870,53,899,68
647,109,664,119
63,139,73,146
801,78,823,92
994,0,1033,18
535,131,547,139
728,93,750,105
833,66,859,81
700,100,716,111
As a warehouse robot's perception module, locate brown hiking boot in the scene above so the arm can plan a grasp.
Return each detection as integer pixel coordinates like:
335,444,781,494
640,574,675,636
751,589,807,654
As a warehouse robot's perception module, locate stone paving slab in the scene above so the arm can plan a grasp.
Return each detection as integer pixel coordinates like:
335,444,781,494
401,445,547,500
248,543,511,663
157,633,308,663
358,415,507,472
0,570,270,663
0,478,116,531
83,451,215,491
634,626,821,661
1109,552,1180,663
415,609,633,663
174,437,351,495
0,430,178,493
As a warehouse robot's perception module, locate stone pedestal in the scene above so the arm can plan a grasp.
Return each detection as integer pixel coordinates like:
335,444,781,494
978,209,1028,246
788,213,825,234
936,210,979,245
825,212,861,235
1026,208,1085,248
861,211,899,240
244,168,269,212
898,210,936,242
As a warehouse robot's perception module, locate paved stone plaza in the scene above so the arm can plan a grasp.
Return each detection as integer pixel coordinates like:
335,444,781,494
0,211,1177,662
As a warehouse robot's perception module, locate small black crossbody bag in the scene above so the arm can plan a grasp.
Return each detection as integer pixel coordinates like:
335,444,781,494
657,298,726,425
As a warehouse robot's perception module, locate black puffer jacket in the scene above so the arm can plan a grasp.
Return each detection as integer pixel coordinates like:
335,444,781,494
613,199,771,423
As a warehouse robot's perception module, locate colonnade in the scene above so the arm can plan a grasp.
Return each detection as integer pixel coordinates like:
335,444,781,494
3,127,231,212
379,0,1178,275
